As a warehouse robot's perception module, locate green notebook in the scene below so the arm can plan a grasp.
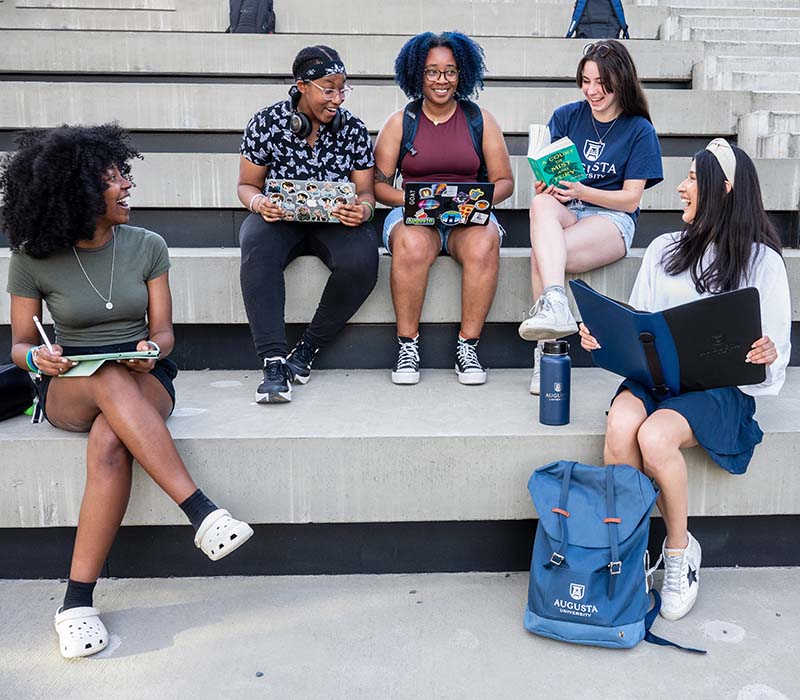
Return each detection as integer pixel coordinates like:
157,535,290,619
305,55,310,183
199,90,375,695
527,124,587,188
60,350,159,378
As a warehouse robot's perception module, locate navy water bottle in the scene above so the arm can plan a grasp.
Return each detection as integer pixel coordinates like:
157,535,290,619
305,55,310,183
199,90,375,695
539,340,571,426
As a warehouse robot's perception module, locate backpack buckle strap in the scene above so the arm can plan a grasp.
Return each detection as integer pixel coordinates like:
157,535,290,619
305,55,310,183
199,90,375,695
550,552,566,566
552,508,570,517
608,560,622,575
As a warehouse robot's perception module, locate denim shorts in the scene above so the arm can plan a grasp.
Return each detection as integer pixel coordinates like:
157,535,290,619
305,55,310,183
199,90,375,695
567,200,635,252
382,206,505,255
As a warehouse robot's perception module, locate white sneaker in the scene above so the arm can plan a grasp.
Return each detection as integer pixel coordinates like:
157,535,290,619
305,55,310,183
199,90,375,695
518,291,578,341
529,343,544,395
660,532,702,620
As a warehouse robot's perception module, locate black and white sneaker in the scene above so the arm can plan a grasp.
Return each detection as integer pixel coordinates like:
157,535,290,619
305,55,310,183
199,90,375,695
455,336,487,385
286,337,319,385
391,336,420,385
256,357,292,403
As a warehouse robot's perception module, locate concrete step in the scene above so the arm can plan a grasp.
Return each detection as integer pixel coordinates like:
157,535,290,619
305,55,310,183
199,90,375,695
0,153,786,213
0,0,668,36
16,0,176,8
738,110,800,154
3,570,800,699
677,13,800,28
640,0,800,8
707,55,800,75
0,30,700,82
0,0,225,31
707,71,800,93
758,132,800,159
2,368,800,529
689,26,800,43
700,39,800,58
3,82,781,135
3,248,799,327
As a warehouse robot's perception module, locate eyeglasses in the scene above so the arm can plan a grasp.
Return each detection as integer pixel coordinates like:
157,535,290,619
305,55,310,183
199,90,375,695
583,42,614,58
423,68,459,82
307,81,354,100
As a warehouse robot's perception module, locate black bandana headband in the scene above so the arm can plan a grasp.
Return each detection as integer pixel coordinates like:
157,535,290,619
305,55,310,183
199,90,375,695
296,60,346,83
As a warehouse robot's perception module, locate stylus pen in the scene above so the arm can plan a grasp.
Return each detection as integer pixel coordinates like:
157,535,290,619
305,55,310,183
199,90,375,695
32,315,54,353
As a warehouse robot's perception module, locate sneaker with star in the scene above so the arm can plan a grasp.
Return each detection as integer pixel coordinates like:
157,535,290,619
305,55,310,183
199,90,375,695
659,531,702,620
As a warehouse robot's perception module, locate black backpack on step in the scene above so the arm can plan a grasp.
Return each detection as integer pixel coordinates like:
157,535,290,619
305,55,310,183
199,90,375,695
0,363,36,422
227,0,276,34
566,0,630,39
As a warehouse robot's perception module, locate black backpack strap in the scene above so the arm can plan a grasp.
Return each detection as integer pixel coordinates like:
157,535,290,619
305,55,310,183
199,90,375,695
397,98,423,179
459,99,487,182
644,591,707,654
639,331,669,396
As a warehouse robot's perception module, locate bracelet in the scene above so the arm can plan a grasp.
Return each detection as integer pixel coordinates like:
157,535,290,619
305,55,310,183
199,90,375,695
248,193,265,212
361,200,375,222
26,347,38,372
145,339,162,357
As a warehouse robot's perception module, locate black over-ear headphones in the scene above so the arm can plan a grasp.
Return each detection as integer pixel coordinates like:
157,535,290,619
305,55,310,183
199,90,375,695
289,85,344,139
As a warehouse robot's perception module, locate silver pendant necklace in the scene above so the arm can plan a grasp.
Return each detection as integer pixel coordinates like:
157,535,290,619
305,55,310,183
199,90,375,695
73,227,116,310
591,114,619,143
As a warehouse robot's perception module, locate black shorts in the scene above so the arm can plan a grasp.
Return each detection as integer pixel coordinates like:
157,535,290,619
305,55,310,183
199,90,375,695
36,341,178,424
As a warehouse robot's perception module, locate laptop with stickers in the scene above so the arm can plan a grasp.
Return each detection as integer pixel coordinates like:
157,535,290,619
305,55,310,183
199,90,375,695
263,179,357,223
403,182,495,227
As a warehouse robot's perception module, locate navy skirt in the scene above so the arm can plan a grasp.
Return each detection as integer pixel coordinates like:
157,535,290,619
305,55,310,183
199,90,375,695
614,379,763,475
37,341,178,424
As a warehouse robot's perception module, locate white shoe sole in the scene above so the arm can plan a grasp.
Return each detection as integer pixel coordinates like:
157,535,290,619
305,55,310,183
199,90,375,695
518,320,578,342
659,591,699,621
291,373,311,385
456,369,487,385
392,371,420,385
255,387,292,403
529,378,540,395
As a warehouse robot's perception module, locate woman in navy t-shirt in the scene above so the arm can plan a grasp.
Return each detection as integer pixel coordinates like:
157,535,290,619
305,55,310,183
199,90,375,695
519,40,663,395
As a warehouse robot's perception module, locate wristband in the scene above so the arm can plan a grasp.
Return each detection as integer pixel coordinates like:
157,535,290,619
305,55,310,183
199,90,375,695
145,339,162,357
362,200,375,222
248,193,265,212
26,347,38,372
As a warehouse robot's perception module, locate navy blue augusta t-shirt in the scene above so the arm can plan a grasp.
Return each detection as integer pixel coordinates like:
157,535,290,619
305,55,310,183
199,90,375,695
547,100,663,222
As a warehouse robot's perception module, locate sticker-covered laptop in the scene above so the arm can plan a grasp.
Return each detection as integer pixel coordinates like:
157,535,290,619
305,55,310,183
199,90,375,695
264,179,357,223
403,182,495,227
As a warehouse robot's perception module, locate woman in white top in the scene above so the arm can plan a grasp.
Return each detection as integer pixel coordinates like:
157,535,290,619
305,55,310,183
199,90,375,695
580,139,790,621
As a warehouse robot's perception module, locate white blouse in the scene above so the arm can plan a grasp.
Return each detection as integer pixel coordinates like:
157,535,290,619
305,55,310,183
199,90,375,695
629,232,791,397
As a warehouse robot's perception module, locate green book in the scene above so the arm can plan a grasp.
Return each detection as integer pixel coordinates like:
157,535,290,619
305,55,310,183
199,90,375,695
527,124,587,188
60,350,159,378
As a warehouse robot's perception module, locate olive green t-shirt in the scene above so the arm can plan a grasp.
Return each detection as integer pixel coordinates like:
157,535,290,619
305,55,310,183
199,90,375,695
7,225,170,347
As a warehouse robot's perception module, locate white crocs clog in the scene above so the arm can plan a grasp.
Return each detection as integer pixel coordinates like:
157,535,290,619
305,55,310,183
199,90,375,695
194,509,254,561
54,606,108,659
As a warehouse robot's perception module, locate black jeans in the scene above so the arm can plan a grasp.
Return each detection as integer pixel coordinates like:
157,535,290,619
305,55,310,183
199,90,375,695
239,214,379,360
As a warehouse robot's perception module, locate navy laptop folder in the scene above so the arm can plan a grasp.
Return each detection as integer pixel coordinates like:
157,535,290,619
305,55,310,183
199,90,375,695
569,280,765,395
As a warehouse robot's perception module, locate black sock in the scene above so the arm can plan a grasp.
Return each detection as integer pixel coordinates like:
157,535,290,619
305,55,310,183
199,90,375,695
179,489,218,531
62,578,97,611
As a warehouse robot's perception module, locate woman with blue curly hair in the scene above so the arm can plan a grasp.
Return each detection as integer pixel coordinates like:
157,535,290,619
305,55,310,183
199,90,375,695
374,31,513,386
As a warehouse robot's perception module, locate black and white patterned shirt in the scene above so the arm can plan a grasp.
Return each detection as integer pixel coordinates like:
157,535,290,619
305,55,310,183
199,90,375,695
240,99,374,183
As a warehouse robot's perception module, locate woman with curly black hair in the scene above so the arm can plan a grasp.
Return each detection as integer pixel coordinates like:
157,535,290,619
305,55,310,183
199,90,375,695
3,124,253,659
374,31,514,386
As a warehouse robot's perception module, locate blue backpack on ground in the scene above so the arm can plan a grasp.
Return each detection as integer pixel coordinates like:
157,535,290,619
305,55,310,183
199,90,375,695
524,460,705,653
397,98,487,182
566,0,630,39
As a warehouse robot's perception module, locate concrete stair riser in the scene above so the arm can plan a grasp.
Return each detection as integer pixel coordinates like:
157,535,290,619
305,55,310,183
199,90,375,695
1,154,795,212
4,249,800,326
2,369,799,528
0,83,762,134
0,31,701,82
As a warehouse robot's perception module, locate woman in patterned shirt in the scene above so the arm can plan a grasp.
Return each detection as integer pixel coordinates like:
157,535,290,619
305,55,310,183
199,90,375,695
237,45,378,404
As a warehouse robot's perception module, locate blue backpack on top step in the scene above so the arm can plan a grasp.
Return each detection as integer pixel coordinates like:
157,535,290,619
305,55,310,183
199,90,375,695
524,460,705,653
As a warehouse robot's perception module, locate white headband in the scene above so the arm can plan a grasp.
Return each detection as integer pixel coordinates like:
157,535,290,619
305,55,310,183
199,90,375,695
705,138,736,188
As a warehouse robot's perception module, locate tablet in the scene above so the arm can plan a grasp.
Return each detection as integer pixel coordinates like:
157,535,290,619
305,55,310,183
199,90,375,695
61,350,160,378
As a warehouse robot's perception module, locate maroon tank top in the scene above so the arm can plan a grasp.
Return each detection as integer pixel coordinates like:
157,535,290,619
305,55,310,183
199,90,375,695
401,104,481,183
